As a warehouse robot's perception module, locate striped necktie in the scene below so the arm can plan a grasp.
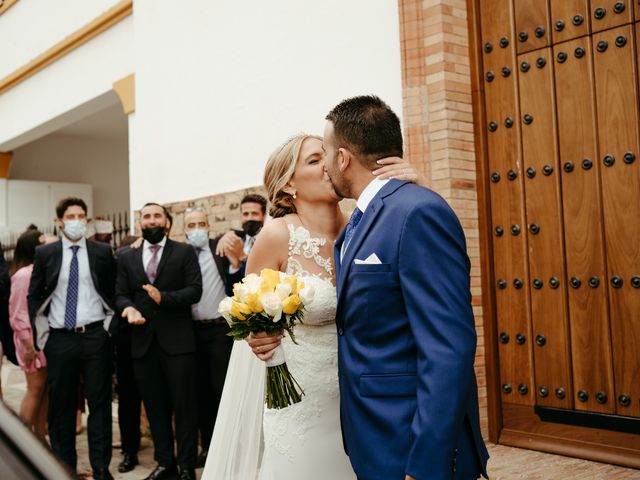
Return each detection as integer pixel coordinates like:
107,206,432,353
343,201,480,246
64,245,80,329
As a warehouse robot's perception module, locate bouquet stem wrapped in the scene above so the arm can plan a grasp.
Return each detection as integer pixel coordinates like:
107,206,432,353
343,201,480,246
219,268,314,409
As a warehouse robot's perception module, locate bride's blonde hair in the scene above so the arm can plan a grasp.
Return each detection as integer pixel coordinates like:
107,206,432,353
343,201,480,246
264,133,322,218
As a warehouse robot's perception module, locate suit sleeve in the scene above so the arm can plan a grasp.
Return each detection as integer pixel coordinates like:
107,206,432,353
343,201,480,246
102,247,117,304
115,254,136,313
27,247,47,323
159,246,203,308
399,198,477,479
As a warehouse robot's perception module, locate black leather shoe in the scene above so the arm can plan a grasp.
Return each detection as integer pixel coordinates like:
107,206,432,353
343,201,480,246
196,450,208,468
177,466,196,480
92,469,114,480
117,453,139,473
143,464,178,480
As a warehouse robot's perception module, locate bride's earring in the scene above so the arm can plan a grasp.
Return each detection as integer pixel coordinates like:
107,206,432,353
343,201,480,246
292,192,297,199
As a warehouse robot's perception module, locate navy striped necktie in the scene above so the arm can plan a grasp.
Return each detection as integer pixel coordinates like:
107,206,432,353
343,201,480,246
64,245,80,329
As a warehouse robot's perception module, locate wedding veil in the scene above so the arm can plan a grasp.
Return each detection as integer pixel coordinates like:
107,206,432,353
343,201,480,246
201,341,266,479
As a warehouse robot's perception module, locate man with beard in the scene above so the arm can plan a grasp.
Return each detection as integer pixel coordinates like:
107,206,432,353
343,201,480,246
115,203,202,480
215,194,267,281
183,207,242,467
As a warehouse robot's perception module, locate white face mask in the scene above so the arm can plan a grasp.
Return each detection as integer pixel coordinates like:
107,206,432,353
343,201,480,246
186,228,209,249
63,220,87,241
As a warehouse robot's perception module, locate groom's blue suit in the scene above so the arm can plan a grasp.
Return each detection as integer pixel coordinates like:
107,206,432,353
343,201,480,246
335,179,489,480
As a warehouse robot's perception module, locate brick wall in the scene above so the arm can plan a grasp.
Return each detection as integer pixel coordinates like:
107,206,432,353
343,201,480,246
399,0,487,437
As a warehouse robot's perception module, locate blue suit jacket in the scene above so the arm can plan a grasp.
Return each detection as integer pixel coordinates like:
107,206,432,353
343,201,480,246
335,180,489,480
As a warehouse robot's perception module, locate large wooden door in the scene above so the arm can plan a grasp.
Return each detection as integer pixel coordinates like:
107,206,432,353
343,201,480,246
471,0,640,467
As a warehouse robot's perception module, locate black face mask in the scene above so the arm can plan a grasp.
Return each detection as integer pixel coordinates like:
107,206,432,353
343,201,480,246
242,220,263,237
141,226,166,244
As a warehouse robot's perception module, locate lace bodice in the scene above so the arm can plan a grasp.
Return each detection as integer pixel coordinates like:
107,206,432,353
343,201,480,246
285,224,336,327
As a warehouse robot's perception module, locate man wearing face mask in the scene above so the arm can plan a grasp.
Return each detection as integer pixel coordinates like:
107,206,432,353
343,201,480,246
115,202,202,480
215,194,268,280
28,197,116,480
183,207,241,467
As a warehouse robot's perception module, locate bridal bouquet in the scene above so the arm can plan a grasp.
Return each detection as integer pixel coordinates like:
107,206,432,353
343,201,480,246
218,268,314,409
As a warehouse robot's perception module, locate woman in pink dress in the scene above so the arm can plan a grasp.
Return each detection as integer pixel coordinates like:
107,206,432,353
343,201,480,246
9,229,48,439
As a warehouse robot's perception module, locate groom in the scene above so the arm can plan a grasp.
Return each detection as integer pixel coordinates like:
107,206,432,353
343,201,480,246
323,95,489,480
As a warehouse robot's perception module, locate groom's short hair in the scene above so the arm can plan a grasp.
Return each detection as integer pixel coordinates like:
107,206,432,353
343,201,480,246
326,95,403,168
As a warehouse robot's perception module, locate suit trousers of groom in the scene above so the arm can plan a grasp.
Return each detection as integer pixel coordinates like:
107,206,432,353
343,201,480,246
45,325,112,472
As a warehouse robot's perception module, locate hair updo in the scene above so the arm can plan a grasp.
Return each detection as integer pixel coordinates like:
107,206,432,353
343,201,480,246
263,133,322,218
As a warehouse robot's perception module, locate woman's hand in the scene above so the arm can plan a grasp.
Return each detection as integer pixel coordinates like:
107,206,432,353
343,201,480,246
21,339,36,367
246,331,283,361
372,157,426,186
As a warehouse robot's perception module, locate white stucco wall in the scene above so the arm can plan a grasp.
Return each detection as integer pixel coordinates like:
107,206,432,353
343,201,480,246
0,0,124,79
130,0,403,207
10,133,129,216
0,15,133,150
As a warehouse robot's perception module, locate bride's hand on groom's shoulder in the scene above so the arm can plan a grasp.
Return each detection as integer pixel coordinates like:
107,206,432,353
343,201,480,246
246,331,283,361
372,157,426,186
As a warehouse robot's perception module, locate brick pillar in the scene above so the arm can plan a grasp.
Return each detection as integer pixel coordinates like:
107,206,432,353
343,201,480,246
398,0,487,437
0,152,12,178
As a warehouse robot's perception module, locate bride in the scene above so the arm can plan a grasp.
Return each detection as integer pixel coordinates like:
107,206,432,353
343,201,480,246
202,134,420,479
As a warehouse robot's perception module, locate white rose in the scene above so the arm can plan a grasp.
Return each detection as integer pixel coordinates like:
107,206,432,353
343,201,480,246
260,292,283,322
275,283,292,301
299,284,315,305
234,284,250,303
243,273,263,294
218,297,234,323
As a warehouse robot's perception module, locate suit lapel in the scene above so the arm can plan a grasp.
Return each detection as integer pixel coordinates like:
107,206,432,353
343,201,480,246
85,240,100,290
48,241,63,291
153,238,173,283
336,179,408,309
134,244,149,283
336,195,384,307
210,238,226,281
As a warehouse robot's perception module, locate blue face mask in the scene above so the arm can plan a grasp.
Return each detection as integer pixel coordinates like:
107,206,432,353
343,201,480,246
187,229,209,249
63,220,87,241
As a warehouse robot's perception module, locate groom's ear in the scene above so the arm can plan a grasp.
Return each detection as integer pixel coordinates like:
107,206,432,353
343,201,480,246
338,147,352,173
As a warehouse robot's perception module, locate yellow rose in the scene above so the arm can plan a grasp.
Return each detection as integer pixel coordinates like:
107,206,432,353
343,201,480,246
230,301,252,320
282,294,301,315
232,282,243,301
245,292,263,313
260,268,281,292
282,276,303,295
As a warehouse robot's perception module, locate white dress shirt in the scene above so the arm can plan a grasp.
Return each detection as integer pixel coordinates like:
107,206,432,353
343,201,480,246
48,236,106,328
192,246,227,320
142,236,167,272
341,178,389,259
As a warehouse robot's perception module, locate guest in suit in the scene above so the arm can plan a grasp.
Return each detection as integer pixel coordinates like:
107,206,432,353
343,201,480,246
183,207,241,466
214,194,268,284
28,197,116,480
324,96,489,479
115,202,202,480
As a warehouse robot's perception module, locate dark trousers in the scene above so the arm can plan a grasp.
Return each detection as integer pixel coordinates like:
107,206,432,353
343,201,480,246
115,331,141,456
44,324,112,473
134,337,198,469
194,322,233,451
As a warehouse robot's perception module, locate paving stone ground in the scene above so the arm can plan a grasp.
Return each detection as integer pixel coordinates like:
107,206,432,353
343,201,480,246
2,363,639,479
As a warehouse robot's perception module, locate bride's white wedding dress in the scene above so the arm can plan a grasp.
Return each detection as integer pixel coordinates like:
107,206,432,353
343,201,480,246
202,222,355,480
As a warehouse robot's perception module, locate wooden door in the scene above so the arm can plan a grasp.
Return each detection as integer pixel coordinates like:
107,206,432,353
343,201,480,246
471,0,640,467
